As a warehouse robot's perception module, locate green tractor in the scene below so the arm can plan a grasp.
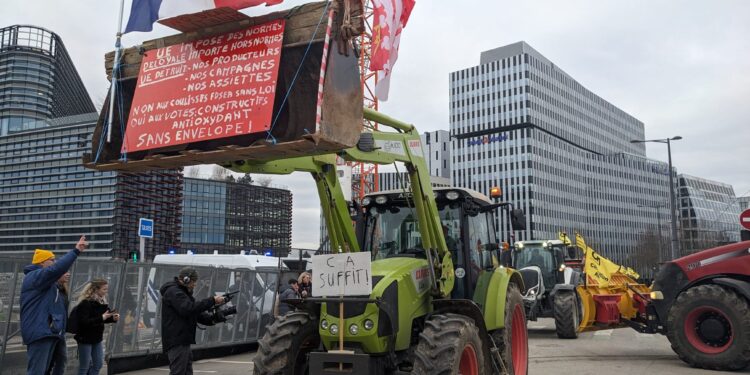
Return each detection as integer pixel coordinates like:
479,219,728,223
232,109,529,374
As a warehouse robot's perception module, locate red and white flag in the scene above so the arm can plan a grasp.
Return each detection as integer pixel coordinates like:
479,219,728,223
370,0,415,101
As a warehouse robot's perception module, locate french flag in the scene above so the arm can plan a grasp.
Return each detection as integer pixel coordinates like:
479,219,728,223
124,0,284,33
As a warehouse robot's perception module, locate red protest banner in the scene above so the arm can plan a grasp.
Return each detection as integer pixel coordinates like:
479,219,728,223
122,19,285,154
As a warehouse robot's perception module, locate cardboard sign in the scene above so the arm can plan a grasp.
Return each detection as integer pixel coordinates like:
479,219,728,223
312,252,373,297
122,19,285,153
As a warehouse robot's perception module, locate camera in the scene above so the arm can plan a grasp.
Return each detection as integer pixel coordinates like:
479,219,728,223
208,291,239,324
210,305,237,324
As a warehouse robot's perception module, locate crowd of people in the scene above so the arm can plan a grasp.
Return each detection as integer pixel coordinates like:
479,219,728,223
17,234,318,375
18,236,231,375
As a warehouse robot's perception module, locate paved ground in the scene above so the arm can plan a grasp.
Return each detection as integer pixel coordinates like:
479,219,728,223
123,318,750,374
527,318,743,374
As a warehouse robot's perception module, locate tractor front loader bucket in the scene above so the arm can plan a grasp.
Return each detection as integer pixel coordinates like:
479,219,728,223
567,233,653,333
84,1,364,172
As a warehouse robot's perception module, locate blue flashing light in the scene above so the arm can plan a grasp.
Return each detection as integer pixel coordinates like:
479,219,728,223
264,251,273,257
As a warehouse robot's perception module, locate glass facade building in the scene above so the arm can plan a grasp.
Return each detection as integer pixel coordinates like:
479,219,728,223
0,113,116,255
739,196,750,212
0,25,182,260
181,178,292,255
678,174,741,253
0,25,95,136
0,114,182,258
422,130,451,179
449,41,674,270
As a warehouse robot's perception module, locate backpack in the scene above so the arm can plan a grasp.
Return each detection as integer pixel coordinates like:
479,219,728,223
66,304,81,334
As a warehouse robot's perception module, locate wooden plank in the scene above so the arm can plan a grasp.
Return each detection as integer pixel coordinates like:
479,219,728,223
84,136,352,172
158,7,251,32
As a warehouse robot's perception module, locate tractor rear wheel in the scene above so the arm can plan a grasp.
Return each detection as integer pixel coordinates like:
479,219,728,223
667,284,750,371
253,312,320,375
412,313,488,375
492,283,528,375
553,291,579,339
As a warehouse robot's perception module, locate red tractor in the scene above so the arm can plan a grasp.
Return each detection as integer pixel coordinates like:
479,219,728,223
631,240,750,371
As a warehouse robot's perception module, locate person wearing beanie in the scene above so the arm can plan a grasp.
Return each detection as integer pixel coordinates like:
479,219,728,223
20,235,87,375
159,267,226,374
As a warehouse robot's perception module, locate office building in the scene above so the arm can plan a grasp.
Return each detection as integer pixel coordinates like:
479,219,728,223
0,25,95,136
422,130,451,179
678,174,741,253
450,41,673,269
0,114,182,258
0,25,182,259
181,177,292,255
738,196,750,212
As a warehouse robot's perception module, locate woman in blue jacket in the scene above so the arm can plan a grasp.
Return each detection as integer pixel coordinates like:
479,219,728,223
20,236,87,374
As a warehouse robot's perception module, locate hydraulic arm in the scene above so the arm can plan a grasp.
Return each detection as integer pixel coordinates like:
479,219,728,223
226,108,455,297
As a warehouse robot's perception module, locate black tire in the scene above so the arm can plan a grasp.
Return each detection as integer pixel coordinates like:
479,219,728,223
553,291,579,339
666,284,750,371
491,283,528,375
253,312,320,375
412,313,488,375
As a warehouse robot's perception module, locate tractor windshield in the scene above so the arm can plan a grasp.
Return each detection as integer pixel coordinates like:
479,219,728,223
514,246,556,287
364,205,461,260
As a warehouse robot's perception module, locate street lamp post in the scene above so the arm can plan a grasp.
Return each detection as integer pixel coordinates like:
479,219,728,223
631,136,682,260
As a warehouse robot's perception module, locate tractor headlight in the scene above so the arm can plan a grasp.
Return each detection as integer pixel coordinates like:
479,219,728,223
362,197,372,206
446,191,460,200
363,319,374,330
330,324,339,335
349,324,359,335
650,291,664,300
559,264,567,272
375,195,388,204
515,242,524,249
321,319,329,330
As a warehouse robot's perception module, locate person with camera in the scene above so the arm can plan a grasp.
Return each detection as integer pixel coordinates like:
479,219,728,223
72,278,119,375
159,267,226,375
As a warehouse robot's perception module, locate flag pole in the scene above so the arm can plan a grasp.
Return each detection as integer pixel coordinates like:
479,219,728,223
107,0,126,143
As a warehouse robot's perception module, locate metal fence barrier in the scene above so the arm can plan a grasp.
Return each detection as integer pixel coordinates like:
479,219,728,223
0,257,282,374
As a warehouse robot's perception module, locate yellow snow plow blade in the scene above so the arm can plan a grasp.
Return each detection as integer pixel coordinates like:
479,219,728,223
560,232,652,332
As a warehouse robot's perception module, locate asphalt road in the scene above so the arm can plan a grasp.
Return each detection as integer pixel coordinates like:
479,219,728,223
126,318,747,374
527,318,743,374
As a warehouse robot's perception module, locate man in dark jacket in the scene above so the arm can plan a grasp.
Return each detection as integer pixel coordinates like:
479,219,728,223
278,279,300,315
160,267,225,375
20,235,87,375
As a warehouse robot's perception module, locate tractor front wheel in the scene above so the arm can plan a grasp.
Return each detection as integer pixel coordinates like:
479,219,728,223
553,291,580,339
492,283,528,375
412,313,488,375
253,312,320,375
667,284,750,371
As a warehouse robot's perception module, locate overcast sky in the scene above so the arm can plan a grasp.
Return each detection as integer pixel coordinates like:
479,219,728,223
3,1,748,248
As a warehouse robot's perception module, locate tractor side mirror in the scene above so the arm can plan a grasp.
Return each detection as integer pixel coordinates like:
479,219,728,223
511,209,526,231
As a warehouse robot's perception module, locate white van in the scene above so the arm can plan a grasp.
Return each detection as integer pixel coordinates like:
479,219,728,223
149,253,288,325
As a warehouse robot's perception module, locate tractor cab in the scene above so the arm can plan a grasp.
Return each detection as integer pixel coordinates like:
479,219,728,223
513,240,567,298
360,187,525,300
